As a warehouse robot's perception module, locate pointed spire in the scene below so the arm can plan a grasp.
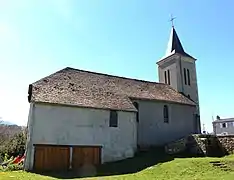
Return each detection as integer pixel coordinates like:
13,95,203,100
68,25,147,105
165,26,194,59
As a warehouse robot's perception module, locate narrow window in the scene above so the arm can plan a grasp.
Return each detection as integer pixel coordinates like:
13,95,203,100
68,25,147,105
193,114,199,133
133,102,139,123
167,70,170,85
164,71,167,84
188,94,190,99
233,122,234,127
163,105,169,123
222,123,226,128
183,68,187,85
109,110,118,127
187,69,191,86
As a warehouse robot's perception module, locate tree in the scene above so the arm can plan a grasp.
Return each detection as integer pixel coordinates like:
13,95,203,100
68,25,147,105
0,121,27,157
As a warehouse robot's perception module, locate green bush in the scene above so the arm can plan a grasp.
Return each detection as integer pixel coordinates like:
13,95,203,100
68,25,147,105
4,164,23,171
0,131,26,158
0,152,24,172
0,163,23,172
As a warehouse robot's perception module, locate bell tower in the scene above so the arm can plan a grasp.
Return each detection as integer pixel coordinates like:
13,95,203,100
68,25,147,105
156,20,201,133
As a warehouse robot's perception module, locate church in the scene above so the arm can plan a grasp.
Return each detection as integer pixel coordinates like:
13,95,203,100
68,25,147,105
24,25,201,172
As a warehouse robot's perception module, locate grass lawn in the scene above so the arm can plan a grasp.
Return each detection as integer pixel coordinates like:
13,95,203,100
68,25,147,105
1,150,234,180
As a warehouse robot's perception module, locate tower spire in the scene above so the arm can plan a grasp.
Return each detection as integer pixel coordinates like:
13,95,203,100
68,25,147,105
165,18,194,59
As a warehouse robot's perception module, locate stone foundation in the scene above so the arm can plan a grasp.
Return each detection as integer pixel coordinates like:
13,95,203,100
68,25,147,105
165,134,234,156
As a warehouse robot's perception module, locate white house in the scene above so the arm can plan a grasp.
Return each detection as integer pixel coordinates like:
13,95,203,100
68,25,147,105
24,26,201,172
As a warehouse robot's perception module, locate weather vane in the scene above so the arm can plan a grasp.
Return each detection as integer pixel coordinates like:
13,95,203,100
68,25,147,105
169,14,176,27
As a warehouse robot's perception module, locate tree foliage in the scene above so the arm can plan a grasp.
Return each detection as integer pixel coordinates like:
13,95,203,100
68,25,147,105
0,123,26,158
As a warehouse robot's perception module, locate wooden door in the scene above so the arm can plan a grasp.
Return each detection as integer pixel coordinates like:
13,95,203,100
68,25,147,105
34,145,70,172
72,146,101,169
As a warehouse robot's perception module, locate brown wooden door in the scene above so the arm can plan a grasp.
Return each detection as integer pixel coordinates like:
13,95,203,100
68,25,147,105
72,146,101,169
34,145,70,172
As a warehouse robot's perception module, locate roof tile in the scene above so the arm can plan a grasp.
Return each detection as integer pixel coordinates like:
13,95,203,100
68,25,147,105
30,67,196,111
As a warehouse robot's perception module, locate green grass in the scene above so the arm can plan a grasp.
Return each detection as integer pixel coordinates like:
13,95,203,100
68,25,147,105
1,152,234,180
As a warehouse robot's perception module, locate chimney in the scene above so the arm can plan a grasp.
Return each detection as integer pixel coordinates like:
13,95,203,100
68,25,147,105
216,115,220,120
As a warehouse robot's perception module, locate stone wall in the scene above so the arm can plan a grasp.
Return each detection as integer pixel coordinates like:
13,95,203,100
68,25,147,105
165,134,234,157
217,135,234,154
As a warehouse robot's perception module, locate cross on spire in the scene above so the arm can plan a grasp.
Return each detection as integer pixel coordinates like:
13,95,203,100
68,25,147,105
169,14,176,27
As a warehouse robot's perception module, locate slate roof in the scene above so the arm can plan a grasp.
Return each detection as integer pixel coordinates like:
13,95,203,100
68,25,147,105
213,118,234,123
164,27,195,59
29,67,196,111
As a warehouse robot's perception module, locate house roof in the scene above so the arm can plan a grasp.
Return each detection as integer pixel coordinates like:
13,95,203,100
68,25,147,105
29,67,196,111
164,27,195,59
213,118,234,123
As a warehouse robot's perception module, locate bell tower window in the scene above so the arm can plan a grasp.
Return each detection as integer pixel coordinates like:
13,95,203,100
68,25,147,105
167,70,170,85
164,71,167,84
184,68,187,85
187,69,191,86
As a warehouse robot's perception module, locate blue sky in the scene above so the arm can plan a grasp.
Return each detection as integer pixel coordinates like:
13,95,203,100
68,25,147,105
0,0,233,132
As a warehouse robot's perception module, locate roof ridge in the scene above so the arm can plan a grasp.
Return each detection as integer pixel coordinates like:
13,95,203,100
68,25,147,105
218,118,234,120
64,67,167,86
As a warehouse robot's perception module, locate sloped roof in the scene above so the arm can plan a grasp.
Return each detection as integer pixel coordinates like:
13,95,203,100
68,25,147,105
213,118,234,123
29,67,196,111
165,27,195,59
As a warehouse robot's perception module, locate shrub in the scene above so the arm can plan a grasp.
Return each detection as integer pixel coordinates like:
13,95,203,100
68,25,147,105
0,130,26,158
0,163,23,172
0,152,24,172
4,164,23,171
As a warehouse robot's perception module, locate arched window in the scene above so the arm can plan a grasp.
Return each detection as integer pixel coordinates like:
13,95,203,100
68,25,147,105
187,69,191,86
133,102,139,123
109,110,118,127
164,71,167,84
184,68,187,85
167,70,171,85
163,105,169,123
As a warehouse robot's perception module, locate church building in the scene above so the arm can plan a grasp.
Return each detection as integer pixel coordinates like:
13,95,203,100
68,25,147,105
24,25,201,172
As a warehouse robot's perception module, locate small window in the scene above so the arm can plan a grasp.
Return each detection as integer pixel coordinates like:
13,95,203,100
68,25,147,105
109,110,118,127
222,123,227,128
188,94,190,99
133,102,139,123
164,71,167,84
167,70,170,85
187,69,191,86
163,105,169,123
183,68,187,85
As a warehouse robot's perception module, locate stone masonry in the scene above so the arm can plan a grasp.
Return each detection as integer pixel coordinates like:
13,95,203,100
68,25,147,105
165,134,234,156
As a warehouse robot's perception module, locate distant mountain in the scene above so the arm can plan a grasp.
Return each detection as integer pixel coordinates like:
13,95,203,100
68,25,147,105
0,121,16,125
